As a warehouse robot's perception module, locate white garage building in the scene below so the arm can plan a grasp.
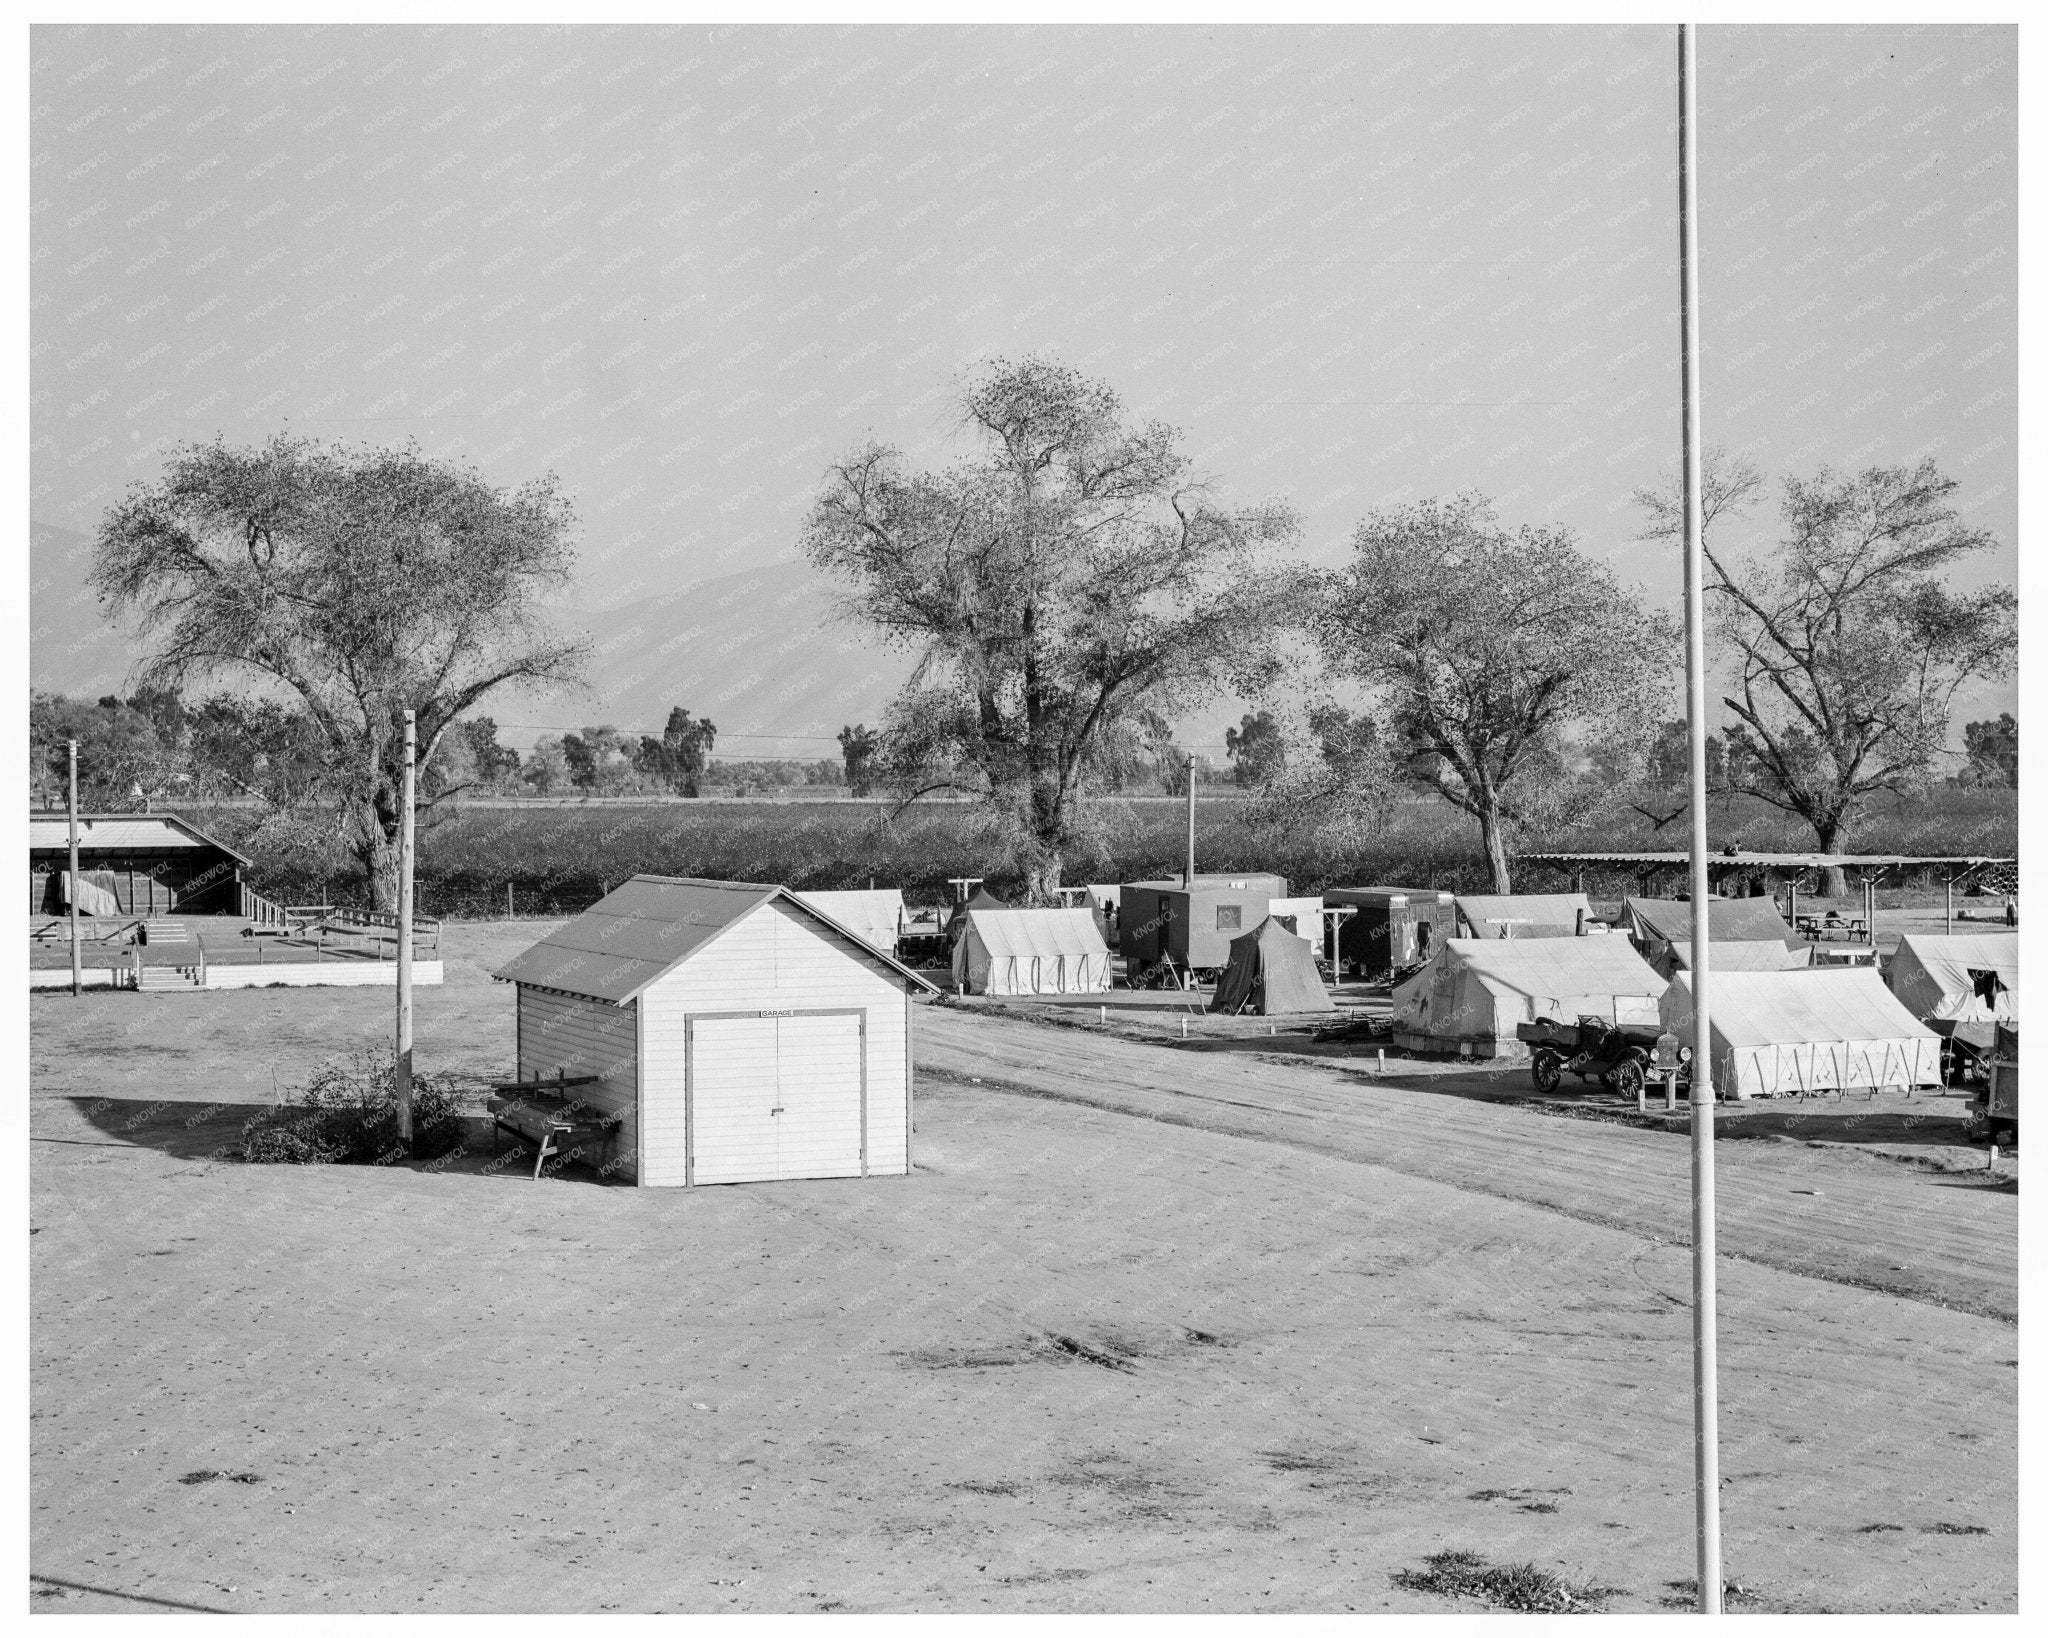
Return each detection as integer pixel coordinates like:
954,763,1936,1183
495,876,937,1187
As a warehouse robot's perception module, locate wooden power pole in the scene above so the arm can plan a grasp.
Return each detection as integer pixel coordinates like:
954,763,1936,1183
1184,753,1196,887
68,739,82,998
396,709,417,1152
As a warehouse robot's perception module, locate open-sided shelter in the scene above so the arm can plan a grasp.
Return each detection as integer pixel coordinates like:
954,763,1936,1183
791,889,904,957
1885,932,2018,1024
1324,886,1456,978
952,906,1113,996
1660,968,1942,1099
495,876,936,1187
1208,918,1335,1015
29,811,249,917
1119,873,1290,972
1455,892,1596,940
1390,935,1665,1056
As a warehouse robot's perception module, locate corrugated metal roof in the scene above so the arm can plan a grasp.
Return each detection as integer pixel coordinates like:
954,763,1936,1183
1523,850,2014,869
495,875,937,1005
26,811,250,862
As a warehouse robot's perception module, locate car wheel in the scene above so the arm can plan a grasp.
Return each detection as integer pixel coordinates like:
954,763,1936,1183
1531,1049,1563,1093
1610,1058,1646,1099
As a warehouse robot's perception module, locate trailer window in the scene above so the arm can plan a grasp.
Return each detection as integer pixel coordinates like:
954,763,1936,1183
1217,905,1241,930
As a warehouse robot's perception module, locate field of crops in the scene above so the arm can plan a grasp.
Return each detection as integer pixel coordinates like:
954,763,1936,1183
189,786,2020,918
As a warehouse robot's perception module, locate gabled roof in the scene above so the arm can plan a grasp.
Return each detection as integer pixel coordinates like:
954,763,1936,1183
1325,885,1457,907
27,811,251,864
1431,934,1665,996
1455,892,1594,937
495,875,938,1005
1624,896,1796,946
1665,968,1938,1048
957,906,1109,961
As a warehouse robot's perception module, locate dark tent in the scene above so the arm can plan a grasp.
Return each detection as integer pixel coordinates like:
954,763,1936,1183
946,886,1010,944
1623,896,1797,947
1208,917,1335,1015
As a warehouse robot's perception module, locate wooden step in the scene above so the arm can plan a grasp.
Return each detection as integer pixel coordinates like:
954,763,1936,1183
139,921,190,945
136,966,202,990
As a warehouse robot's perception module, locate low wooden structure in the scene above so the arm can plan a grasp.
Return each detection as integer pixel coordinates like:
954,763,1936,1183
28,812,249,917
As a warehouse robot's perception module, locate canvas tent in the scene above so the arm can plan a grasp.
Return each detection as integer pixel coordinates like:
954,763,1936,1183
1667,940,1810,973
1660,968,1942,1100
1390,936,1665,1055
1624,896,1796,950
945,885,1009,944
1455,892,1596,940
1208,918,1335,1015
952,906,1113,996
1267,895,1325,956
1886,932,2018,1024
792,889,904,956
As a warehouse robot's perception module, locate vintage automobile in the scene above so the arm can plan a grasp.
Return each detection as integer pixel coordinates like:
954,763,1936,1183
1961,1022,2018,1146
1516,1014,1691,1098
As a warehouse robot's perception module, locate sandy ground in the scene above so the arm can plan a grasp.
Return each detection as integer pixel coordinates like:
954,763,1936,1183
29,922,2016,1614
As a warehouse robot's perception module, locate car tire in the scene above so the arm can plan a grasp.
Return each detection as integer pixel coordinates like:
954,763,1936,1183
1532,1049,1563,1093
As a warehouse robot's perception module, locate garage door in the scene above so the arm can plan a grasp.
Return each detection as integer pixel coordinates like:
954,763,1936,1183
690,1010,865,1184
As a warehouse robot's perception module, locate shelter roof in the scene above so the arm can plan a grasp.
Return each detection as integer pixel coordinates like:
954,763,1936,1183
27,811,251,863
1523,850,2012,872
496,875,937,1004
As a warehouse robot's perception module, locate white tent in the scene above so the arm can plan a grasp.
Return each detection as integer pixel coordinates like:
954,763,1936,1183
1455,892,1596,940
952,907,1114,996
1390,936,1665,1053
1660,968,1942,1100
1886,932,2018,1024
792,889,904,957
1268,895,1325,955
1667,940,1812,973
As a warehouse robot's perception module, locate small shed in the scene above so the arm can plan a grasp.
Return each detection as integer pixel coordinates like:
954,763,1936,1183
1886,932,2018,1025
29,811,249,917
494,876,937,1187
1324,886,1457,978
1119,873,1290,972
792,889,905,957
1390,936,1666,1057
1455,892,1597,941
1208,918,1335,1015
1660,969,1942,1099
952,907,1113,996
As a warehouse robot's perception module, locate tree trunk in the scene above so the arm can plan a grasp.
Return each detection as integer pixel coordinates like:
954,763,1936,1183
1476,801,1513,894
1811,811,1847,898
354,783,404,911
1022,852,1064,906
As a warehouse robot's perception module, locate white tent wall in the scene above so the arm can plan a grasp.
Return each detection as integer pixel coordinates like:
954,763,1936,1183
1666,940,1812,975
791,889,905,956
1390,936,1665,1054
952,907,1113,996
1660,969,1942,1100
1268,895,1324,948
1886,932,2019,1022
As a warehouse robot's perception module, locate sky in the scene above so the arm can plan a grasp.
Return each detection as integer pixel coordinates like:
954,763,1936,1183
28,22,2018,751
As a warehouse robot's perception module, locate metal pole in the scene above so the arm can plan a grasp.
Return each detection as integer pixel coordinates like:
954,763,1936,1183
397,710,416,1153
67,740,82,998
1944,875,1952,936
1678,22,1723,1615
1184,752,1196,887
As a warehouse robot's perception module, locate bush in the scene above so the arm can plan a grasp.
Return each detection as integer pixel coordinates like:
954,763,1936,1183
239,1049,470,1165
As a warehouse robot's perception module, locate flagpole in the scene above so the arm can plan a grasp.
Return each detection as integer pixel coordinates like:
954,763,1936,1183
1678,21,1723,1616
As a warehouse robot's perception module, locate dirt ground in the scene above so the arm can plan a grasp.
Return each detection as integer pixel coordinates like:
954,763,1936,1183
29,921,2016,1613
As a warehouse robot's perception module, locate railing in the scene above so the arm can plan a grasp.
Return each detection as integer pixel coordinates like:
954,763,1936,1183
241,883,291,927
325,906,442,959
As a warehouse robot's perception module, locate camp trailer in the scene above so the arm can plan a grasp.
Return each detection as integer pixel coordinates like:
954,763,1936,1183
1323,886,1456,980
1119,873,1290,981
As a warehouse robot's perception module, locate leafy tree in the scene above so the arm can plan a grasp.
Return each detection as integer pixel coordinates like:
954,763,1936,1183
29,691,189,810
1644,717,1727,790
1224,709,1286,788
634,706,717,796
457,716,523,790
185,695,330,809
562,725,639,792
1305,493,1667,891
1636,453,2017,851
837,723,880,796
91,434,586,907
804,356,1295,900
522,735,570,795
1961,712,2018,789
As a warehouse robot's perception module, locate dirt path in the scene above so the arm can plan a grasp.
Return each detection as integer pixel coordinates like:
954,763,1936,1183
28,924,2017,1613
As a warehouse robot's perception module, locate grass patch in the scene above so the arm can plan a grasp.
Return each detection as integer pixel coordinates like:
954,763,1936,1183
1923,1522,1990,1536
179,1470,260,1486
1393,1550,1621,1612
1661,1577,1764,1608
236,1049,469,1165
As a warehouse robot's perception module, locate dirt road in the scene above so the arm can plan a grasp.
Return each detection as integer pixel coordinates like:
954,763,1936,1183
28,923,2016,1613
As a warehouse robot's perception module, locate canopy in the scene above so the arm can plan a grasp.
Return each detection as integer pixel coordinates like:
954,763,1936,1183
1886,932,2018,1024
791,889,904,955
1391,936,1665,1045
1624,896,1797,947
951,907,1113,996
1660,969,1942,1099
1667,940,1811,973
1456,893,1595,939
1208,917,1335,1015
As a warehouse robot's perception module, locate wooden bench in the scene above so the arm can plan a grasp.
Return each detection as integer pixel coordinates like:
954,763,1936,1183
486,1074,618,1179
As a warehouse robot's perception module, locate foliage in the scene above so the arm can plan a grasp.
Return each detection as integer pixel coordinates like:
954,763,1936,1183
29,690,191,809
1304,493,1669,891
522,735,571,795
91,434,588,908
237,1049,469,1165
1636,452,2017,850
456,716,523,791
1960,713,2018,789
638,707,717,796
802,354,1296,900
1392,1550,1620,1613
837,723,880,795
1224,709,1286,787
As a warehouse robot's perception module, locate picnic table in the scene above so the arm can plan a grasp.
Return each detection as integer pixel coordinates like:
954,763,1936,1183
1796,915,1870,945
486,1073,620,1179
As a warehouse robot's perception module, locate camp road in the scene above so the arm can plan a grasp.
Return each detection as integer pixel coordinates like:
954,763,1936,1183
912,1006,2016,1326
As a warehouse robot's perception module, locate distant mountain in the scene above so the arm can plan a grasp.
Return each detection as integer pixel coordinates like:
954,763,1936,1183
30,520,138,701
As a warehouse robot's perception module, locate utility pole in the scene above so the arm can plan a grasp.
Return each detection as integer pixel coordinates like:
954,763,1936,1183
396,710,416,1153
68,739,82,998
1184,752,1197,887
1677,21,1723,1616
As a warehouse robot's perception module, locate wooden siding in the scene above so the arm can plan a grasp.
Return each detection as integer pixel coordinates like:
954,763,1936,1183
640,899,910,1187
516,986,641,1183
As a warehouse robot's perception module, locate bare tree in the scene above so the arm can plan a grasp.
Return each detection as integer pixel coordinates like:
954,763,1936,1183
803,355,1295,900
1636,452,2017,856
1306,494,1668,891
91,435,587,907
